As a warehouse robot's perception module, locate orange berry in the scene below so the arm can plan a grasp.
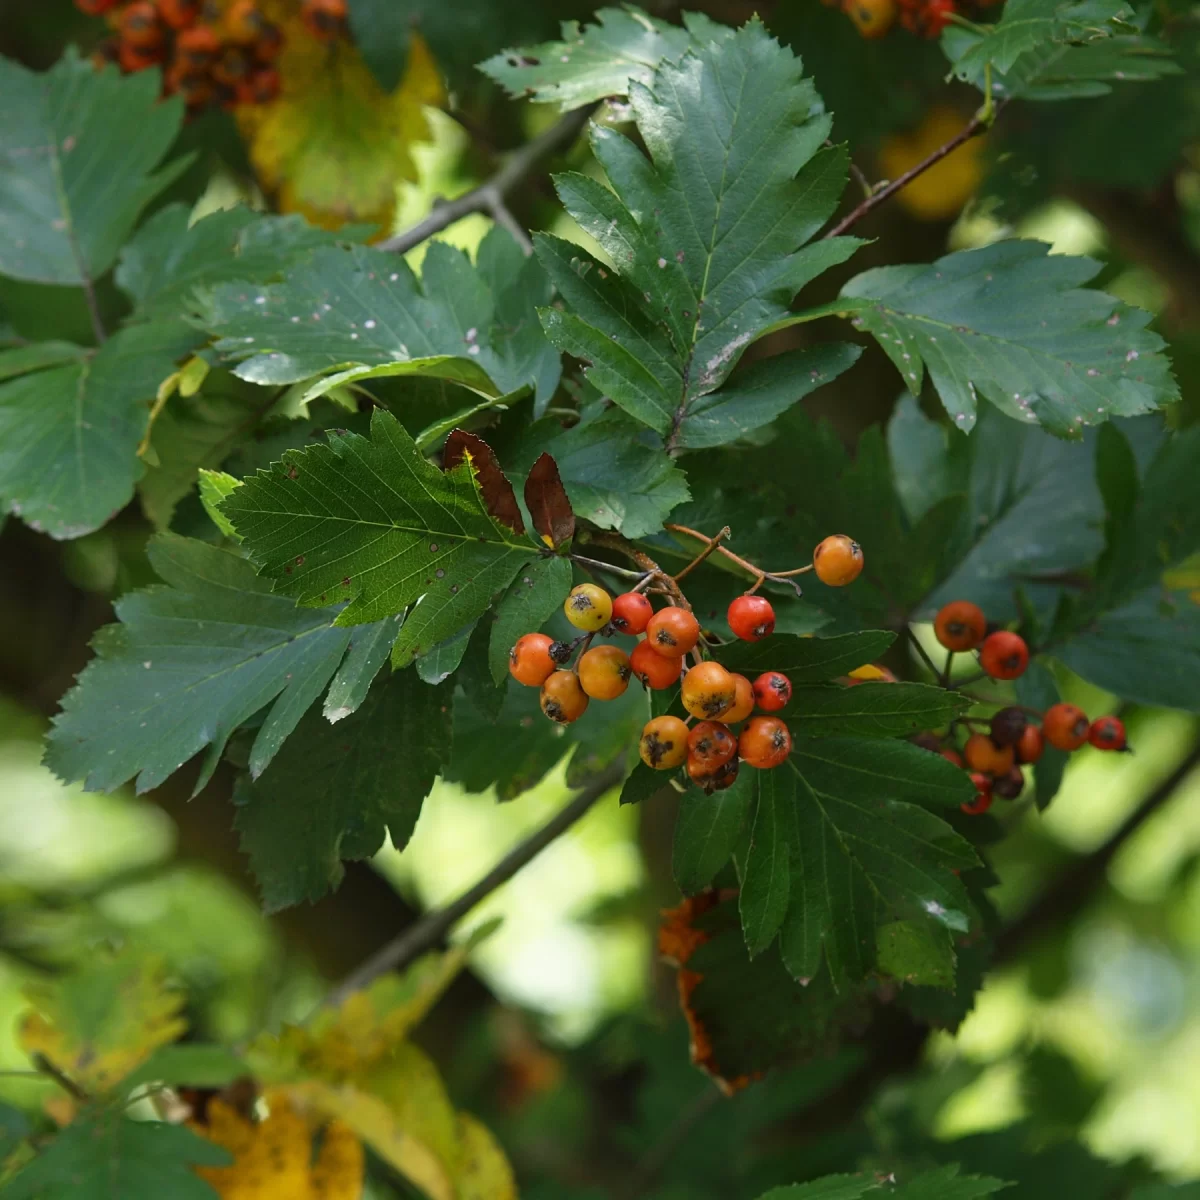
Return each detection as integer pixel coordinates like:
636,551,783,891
540,670,589,724
644,606,700,659
1088,716,1127,752
225,0,267,41
156,0,201,28
640,716,689,770
175,25,221,68
1015,725,1044,765
686,753,740,794
723,674,755,724
687,721,737,769
630,640,683,690
813,534,864,587
1043,703,1089,752
302,0,347,40
681,660,737,720
118,41,163,71
120,2,165,48
979,631,1029,681
727,594,775,642
509,633,557,687
846,0,897,37
964,733,1014,775
752,671,792,712
611,591,653,635
934,600,986,652
738,716,792,769
564,583,613,632
940,748,964,768
577,644,631,701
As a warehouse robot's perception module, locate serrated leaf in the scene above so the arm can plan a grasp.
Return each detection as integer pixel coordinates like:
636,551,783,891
324,618,398,720
45,535,386,795
537,22,860,448
487,555,574,685
889,1165,1012,1199
837,240,1177,435
755,1176,874,1199
0,320,200,539
443,429,525,535
715,631,896,682
524,453,575,548
785,684,971,737
235,670,450,911
3,1110,228,1200
198,470,243,540
673,765,756,893
222,409,539,664
414,620,476,682
0,52,185,286
876,919,956,988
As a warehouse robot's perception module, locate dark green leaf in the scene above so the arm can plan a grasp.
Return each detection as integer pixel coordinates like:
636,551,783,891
673,766,756,893
876,919,956,988
619,761,670,806
715,631,896,683
740,768,794,956
888,395,963,524
45,535,385,794
838,240,1178,435
1095,421,1139,525
889,1165,1012,1199
223,409,539,666
234,670,450,911
487,555,573,685
414,620,477,685
123,1045,247,1091
785,684,971,737
0,53,185,286
756,1179,874,1200
1014,662,1071,809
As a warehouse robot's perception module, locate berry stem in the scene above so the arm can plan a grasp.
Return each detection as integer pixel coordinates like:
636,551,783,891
674,525,731,582
905,626,942,681
589,532,694,612
568,553,646,580
664,524,809,598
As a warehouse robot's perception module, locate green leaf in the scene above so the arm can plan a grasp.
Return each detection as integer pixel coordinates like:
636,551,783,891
512,410,690,538
414,620,477,683
234,670,450,911
488,555,574,684
0,321,199,539
876,918,956,988
715,631,896,682
740,768,794,956
0,340,85,381
478,7,708,108
888,394,963,525
673,765,756,893
203,233,560,406
1014,662,1070,809
837,240,1178,435
619,760,670,806
1095,421,1139,527
537,22,861,449
44,535,387,795
222,409,540,665
123,1045,247,1092
755,1179,873,1200
785,684,971,737
197,469,242,540
324,617,399,720
3,1108,228,1200
888,1166,1012,1199
0,53,185,286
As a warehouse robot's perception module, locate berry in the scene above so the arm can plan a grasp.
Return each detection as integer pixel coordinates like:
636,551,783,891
119,3,165,49
611,591,653,635
76,0,121,13
990,706,1028,747
1088,716,1127,752
630,640,684,690
739,716,792,769
979,631,1029,681
252,22,284,61
156,0,201,28
1043,703,1090,752
723,674,756,724
912,732,943,753
564,583,613,632
940,748,965,768
174,25,221,69
681,660,737,720
640,716,689,770
964,733,1015,775
961,786,993,815
509,633,557,687
687,721,737,769
225,0,267,41
1015,725,1044,765
922,0,956,35
644,606,700,659
934,600,986,652
727,594,776,642
212,45,253,85
687,753,740,794
577,644,631,701
992,767,1025,800
119,42,164,71
813,535,864,587
540,670,589,725
302,0,348,40
846,0,897,38
753,671,792,712
240,67,280,105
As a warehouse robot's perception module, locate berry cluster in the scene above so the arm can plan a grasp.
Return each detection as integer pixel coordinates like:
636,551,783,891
507,535,865,796
925,600,1129,815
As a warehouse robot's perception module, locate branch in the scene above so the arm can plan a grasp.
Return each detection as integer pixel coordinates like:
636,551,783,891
994,739,1200,966
377,103,599,256
323,758,627,1007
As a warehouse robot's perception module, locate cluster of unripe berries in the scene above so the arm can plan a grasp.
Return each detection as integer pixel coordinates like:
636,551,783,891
508,535,865,795
927,600,1128,815
836,0,958,40
78,0,347,113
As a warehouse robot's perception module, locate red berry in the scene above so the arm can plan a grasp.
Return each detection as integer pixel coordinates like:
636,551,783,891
738,716,792,769
687,721,737,769
961,789,993,815
76,0,121,13
119,2,165,49
933,600,986,652
964,733,1014,776
940,748,965,769
752,671,792,712
686,753,740,794
979,631,1029,681
611,591,653,635
923,0,956,36
1088,716,1127,752
156,0,201,28
630,640,683,690
644,606,700,660
1043,703,1089,752
1015,725,1044,765
727,594,776,642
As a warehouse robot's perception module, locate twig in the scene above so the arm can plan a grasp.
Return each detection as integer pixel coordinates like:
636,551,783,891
589,532,694,612
569,554,647,581
904,626,942,681
32,1053,88,1102
664,524,811,598
994,740,1200,966
323,759,627,1008
822,102,1006,240
377,103,599,255
674,525,730,582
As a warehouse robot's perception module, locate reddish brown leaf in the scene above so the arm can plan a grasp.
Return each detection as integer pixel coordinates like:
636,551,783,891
443,429,525,536
524,453,575,549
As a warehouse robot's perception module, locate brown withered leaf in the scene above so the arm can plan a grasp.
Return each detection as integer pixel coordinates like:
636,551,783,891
524,453,575,549
443,430,524,536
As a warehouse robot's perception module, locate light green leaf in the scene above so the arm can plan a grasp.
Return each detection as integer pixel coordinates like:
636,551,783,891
488,555,574,685
234,670,451,911
44,535,388,795
0,52,185,285
197,470,243,540
123,1044,247,1092
673,765,756,893
838,240,1177,434
222,409,539,665
876,918,956,988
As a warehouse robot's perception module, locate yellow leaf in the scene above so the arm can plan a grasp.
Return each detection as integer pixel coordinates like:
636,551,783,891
455,1112,518,1200
237,17,443,231
878,107,984,222
194,1095,364,1200
19,953,186,1094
